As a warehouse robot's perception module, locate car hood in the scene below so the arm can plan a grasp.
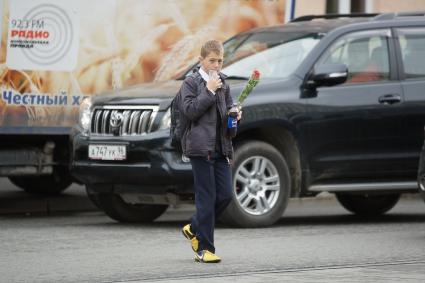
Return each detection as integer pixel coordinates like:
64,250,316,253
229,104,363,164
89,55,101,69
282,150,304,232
92,77,288,111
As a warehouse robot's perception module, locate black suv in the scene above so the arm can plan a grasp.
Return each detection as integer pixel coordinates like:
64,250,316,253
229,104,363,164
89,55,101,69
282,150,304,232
71,13,425,227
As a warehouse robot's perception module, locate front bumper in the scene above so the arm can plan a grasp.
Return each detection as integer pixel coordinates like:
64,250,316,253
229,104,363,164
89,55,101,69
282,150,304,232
70,127,193,194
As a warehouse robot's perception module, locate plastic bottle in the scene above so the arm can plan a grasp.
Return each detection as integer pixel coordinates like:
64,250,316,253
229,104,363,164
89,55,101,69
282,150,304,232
227,103,238,138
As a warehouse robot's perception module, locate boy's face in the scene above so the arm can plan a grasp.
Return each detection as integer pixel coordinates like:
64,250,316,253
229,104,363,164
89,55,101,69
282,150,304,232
199,51,223,73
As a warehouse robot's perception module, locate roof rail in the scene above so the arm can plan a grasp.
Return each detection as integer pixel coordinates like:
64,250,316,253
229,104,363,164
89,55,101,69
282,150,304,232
374,12,425,21
290,13,378,22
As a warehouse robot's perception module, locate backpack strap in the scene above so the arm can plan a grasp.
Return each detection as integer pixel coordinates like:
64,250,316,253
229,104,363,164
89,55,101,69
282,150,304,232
170,69,202,150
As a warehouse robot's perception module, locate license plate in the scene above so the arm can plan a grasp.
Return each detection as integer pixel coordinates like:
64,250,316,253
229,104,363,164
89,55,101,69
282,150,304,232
88,144,126,160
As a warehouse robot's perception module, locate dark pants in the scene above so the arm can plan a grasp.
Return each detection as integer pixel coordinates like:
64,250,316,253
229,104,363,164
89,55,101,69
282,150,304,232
190,153,233,253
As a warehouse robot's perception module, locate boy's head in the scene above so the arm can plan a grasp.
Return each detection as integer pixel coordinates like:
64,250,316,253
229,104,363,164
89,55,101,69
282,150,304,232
199,40,224,73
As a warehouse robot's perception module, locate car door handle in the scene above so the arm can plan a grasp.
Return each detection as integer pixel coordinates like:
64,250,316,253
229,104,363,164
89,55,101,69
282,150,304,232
378,94,401,105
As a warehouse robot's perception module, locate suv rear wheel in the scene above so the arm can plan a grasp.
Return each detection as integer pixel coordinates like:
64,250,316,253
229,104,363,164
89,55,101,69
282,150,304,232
335,193,400,216
94,193,168,223
220,141,291,227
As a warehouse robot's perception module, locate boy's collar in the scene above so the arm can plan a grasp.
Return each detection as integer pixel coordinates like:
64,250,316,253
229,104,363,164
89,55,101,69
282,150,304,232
198,68,209,82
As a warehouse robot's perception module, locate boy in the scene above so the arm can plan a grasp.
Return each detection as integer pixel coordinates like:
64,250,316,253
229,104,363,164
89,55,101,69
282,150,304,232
179,40,240,263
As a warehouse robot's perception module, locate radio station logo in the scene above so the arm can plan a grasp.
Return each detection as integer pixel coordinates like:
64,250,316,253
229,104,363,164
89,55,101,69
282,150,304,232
7,0,79,71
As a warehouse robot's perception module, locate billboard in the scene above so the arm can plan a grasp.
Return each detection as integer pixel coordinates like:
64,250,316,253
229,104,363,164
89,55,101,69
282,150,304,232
0,0,285,130
7,0,79,71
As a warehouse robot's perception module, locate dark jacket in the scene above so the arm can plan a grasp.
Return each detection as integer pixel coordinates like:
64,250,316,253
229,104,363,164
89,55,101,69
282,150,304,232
180,69,234,158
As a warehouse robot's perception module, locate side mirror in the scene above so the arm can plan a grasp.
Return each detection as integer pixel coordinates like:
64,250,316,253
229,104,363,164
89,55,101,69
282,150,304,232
309,63,348,87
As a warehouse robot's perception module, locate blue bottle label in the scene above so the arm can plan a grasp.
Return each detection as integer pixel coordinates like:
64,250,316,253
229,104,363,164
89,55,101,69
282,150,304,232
227,116,237,129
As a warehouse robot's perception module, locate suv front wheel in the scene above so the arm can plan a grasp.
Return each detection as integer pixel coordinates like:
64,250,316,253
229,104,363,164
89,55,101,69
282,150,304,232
220,141,291,227
94,193,168,223
335,193,400,216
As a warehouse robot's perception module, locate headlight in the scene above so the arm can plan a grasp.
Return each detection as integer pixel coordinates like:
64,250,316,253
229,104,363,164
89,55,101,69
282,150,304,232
158,108,171,130
79,97,92,134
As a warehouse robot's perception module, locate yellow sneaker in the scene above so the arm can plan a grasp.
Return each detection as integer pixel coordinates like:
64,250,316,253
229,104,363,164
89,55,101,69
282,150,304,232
194,250,221,263
182,224,198,252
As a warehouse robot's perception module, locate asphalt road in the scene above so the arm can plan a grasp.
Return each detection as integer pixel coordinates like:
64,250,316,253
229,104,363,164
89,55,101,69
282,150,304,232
0,178,96,215
1,178,425,282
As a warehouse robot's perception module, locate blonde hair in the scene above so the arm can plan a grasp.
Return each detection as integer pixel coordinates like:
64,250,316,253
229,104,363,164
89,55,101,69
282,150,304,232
200,40,223,58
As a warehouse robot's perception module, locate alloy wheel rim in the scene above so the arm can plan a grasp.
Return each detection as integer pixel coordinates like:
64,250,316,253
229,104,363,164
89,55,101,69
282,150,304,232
234,155,280,216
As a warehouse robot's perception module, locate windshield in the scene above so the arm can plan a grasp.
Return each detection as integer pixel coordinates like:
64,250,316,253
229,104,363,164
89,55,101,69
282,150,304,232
221,31,322,79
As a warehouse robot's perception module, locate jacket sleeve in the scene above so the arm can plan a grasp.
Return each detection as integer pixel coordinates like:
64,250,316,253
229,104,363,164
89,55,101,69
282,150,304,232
180,76,216,121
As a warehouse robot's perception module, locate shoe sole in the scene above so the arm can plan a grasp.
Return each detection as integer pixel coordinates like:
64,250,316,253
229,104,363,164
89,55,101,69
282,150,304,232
194,257,221,263
182,228,198,252
182,229,194,240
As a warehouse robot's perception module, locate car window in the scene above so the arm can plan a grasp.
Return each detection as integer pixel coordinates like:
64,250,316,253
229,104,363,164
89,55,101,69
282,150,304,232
316,29,391,84
397,28,425,79
222,32,322,79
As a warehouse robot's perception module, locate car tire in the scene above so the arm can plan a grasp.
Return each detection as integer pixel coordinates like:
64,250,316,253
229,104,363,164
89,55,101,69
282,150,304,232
94,193,168,223
8,167,72,195
220,140,291,228
335,193,400,216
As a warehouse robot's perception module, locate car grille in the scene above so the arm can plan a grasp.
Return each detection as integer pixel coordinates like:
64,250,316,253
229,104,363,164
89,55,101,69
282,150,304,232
90,105,159,135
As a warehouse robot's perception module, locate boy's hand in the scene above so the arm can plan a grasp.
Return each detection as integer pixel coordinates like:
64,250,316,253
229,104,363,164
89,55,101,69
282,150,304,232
207,73,222,93
237,109,243,121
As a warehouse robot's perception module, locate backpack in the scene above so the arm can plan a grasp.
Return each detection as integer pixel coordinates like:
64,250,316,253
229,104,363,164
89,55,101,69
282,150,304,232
170,70,202,150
